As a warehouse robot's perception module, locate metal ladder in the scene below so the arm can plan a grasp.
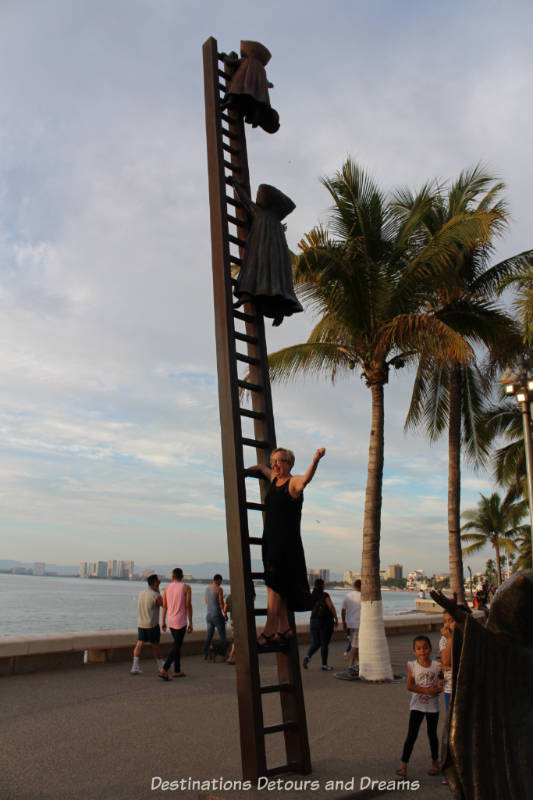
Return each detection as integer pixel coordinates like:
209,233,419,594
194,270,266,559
202,36,311,781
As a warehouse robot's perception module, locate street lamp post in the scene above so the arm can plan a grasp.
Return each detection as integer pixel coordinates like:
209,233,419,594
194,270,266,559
501,358,533,556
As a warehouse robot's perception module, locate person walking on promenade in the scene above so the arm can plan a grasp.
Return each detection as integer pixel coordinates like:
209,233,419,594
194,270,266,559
303,578,338,671
204,574,227,659
131,574,164,674
159,568,193,681
341,578,361,674
396,635,443,778
245,447,326,645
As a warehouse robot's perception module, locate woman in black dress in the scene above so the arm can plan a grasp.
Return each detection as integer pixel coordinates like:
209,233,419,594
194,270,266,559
246,446,325,645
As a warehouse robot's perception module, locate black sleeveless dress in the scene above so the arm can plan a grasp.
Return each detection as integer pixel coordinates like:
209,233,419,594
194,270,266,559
261,478,312,611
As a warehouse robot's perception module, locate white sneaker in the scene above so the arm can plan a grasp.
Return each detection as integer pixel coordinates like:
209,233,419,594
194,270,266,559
130,665,143,674
321,665,333,671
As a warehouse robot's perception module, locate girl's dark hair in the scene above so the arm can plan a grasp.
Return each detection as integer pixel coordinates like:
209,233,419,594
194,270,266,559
311,579,325,604
413,634,431,649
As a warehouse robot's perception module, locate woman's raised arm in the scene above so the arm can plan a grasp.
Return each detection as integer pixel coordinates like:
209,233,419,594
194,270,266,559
289,448,325,498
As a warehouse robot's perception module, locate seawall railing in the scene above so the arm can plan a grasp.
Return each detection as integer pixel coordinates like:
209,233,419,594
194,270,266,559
0,615,444,676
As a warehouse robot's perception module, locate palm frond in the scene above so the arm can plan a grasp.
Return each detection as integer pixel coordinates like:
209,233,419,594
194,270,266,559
268,341,353,385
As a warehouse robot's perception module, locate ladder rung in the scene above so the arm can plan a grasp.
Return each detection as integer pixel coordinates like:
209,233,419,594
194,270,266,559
238,379,262,392
220,111,233,124
229,234,246,247
239,407,264,420
221,127,239,141
225,195,242,209
230,277,237,287
227,213,244,227
251,571,265,580
218,82,227,93
264,764,300,778
218,68,232,81
242,437,269,449
230,255,242,266
222,142,240,156
233,310,256,323
253,607,267,615
235,331,258,345
264,722,298,735
246,502,265,511
225,175,236,185
248,537,262,545
260,682,293,695
236,352,259,365
224,159,241,173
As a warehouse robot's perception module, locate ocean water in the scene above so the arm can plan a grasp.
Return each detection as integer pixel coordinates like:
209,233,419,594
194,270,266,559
0,573,422,637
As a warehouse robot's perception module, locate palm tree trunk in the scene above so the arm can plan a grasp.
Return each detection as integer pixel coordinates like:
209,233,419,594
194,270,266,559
448,362,466,605
361,379,385,603
359,375,393,680
494,539,502,585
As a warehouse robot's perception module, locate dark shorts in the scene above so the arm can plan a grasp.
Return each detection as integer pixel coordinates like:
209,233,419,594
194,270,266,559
137,625,160,644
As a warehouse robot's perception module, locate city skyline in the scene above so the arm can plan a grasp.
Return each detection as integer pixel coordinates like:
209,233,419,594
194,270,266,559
1,2,532,575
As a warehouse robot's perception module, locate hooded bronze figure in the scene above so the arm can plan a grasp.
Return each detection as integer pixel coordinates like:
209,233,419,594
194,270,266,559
233,182,303,327
431,570,533,800
223,41,280,134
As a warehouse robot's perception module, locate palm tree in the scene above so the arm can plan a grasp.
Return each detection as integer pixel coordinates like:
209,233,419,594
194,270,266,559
482,394,526,499
267,159,493,680
499,266,533,344
402,166,526,604
461,491,528,583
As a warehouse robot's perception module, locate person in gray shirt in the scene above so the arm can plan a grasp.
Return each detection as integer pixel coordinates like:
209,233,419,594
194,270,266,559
131,574,164,674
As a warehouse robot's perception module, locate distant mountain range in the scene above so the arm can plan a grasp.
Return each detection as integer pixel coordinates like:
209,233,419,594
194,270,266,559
0,559,343,581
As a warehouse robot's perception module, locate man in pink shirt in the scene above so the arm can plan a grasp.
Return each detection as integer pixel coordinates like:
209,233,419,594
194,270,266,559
159,568,193,680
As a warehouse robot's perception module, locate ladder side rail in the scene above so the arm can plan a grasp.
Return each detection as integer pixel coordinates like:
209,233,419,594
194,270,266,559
203,36,266,780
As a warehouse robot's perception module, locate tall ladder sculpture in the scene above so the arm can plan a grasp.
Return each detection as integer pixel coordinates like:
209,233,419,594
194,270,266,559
203,36,311,780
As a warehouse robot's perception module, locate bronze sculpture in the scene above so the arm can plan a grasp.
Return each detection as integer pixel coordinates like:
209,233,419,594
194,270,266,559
431,570,533,800
233,182,303,327
223,41,280,133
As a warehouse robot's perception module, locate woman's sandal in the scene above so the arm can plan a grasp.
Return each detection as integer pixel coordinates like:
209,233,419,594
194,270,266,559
276,628,295,644
395,768,407,777
257,633,275,647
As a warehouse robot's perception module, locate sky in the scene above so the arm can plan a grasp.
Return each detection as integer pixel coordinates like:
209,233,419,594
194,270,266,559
1,0,531,576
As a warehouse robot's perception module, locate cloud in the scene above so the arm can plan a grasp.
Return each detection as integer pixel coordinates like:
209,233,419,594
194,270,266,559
0,0,530,576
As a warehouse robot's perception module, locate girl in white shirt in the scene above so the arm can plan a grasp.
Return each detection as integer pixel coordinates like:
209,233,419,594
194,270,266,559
396,635,443,777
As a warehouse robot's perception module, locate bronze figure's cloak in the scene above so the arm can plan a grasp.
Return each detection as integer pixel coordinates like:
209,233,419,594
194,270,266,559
234,183,303,326
224,41,280,133
441,570,533,800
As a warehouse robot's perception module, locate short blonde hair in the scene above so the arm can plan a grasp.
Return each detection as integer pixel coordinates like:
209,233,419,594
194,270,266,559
270,447,295,468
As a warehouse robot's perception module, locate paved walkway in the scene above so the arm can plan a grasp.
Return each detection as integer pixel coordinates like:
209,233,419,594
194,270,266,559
2,632,452,800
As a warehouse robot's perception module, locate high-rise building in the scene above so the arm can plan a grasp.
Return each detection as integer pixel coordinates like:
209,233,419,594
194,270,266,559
107,560,119,578
89,561,108,578
343,570,360,585
119,560,134,579
387,563,403,580
33,562,45,576
79,562,88,578
307,568,330,586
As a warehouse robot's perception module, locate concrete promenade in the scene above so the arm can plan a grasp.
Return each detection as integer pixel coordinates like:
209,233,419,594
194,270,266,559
2,631,453,800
